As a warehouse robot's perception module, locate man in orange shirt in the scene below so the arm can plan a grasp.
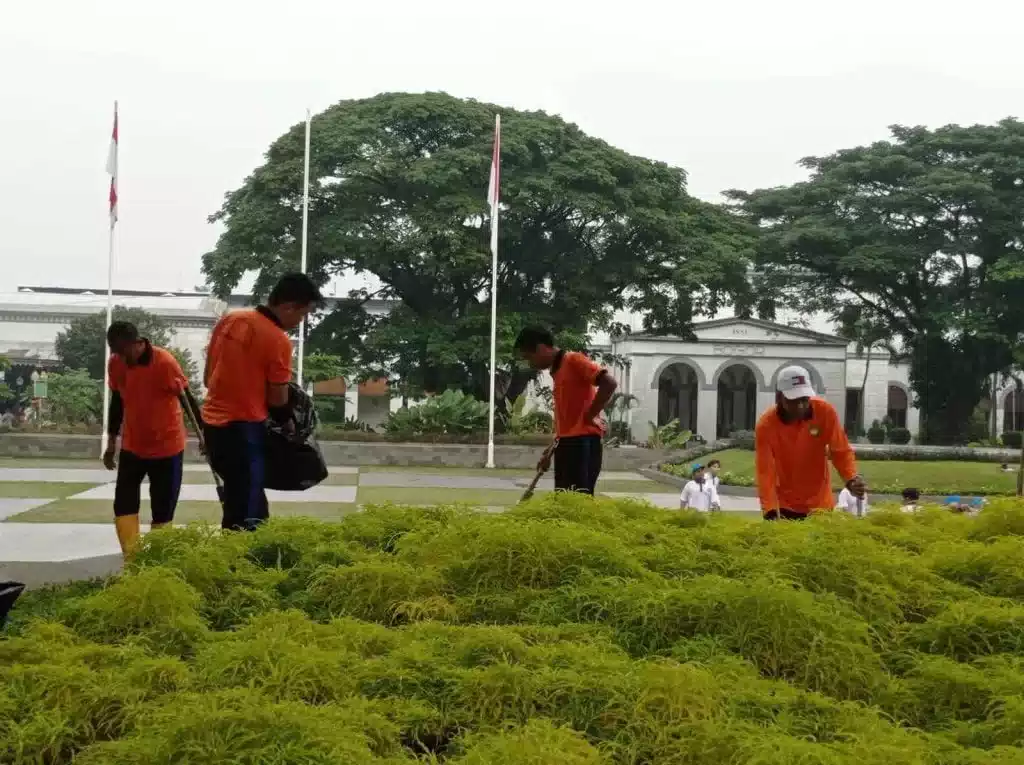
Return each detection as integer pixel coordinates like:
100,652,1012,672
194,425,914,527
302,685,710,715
202,273,321,531
104,321,198,555
755,365,866,520
515,327,618,494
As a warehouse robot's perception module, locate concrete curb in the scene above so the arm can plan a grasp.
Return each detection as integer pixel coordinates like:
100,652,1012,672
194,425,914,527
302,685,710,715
0,555,122,590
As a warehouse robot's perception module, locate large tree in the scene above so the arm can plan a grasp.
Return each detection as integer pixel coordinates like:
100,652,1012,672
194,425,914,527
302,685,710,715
202,92,751,406
731,120,1024,444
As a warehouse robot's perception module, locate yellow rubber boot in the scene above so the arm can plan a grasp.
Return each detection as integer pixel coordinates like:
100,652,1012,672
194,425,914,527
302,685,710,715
114,515,141,559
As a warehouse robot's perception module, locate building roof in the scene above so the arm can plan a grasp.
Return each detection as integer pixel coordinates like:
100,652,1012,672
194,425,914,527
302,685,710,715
623,316,850,346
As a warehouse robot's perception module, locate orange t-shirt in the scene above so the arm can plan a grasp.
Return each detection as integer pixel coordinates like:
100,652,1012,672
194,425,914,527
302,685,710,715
552,351,606,438
202,308,293,426
108,344,188,459
754,396,858,515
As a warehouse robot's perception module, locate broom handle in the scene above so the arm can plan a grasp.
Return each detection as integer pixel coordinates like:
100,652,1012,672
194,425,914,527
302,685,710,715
179,391,222,489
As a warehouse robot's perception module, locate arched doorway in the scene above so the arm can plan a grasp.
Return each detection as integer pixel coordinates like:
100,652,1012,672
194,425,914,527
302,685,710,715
657,363,699,431
887,385,908,428
1005,388,1024,433
717,364,757,437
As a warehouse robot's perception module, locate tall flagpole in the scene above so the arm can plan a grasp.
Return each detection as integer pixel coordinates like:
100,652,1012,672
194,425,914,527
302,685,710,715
485,114,501,469
297,108,312,388
101,101,118,456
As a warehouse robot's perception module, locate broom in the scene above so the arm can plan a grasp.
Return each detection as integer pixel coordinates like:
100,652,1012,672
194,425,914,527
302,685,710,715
179,392,226,508
519,437,559,502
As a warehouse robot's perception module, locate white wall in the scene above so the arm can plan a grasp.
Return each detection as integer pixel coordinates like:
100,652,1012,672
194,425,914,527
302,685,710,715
845,354,919,437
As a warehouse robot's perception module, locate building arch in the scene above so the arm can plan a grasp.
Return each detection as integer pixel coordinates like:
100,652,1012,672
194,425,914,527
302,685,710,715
649,356,707,390
887,382,910,428
768,360,826,395
1003,385,1024,433
652,358,702,432
710,357,768,392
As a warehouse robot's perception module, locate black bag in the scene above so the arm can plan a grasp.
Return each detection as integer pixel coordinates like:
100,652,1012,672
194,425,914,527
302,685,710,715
0,581,25,629
264,383,329,492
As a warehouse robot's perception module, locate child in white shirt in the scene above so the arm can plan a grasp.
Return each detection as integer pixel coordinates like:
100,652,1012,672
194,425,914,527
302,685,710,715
836,486,869,517
680,465,720,512
900,487,920,513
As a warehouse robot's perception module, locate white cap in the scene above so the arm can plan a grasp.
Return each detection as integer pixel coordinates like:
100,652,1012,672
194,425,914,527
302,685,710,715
776,365,815,400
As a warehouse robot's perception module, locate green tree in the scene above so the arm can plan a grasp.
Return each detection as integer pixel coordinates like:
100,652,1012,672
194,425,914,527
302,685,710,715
203,92,751,412
0,355,12,404
55,307,174,379
47,369,102,425
731,120,1024,444
167,347,200,391
303,352,350,384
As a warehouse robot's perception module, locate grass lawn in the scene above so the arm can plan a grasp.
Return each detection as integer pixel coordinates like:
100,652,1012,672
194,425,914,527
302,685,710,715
6,499,359,524
361,465,536,477
355,486,525,506
705,448,1019,495
0,481,101,498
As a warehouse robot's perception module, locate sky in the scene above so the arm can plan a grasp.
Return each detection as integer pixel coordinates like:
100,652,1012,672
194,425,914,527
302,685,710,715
3,0,1023,296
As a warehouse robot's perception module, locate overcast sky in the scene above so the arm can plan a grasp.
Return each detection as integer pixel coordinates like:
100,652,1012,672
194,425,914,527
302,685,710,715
3,0,1023,295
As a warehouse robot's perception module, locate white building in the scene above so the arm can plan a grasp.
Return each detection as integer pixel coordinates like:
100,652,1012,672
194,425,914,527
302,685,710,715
606,316,920,442
0,286,1020,442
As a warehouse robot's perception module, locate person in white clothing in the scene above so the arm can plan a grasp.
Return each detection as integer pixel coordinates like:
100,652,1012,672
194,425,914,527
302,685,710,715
900,487,921,513
680,465,720,512
836,485,869,516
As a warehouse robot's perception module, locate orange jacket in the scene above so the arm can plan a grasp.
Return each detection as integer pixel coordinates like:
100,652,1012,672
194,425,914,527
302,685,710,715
754,397,857,515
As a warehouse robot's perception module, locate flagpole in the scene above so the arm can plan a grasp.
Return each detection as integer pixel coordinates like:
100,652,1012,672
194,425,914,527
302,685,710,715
101,101,118,456
485,114,500,469
297,108,312,388
101,226,115,455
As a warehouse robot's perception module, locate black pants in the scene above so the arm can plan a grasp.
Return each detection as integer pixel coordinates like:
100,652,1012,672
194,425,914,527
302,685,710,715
114,450,184,524
204,421,269,531
554,435,603,494
764,508,809,521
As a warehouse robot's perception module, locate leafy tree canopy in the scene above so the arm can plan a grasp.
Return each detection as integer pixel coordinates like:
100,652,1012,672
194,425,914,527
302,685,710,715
730,119,1024,443
202,92,752,405
55,307,198,388
47,369,102,425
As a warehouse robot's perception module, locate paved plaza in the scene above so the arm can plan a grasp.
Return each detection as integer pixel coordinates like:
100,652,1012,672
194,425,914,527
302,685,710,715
0,459,759,586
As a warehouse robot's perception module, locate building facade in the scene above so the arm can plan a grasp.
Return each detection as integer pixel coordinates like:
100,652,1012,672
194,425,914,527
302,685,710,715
604,317,922,443
0,287,1021,442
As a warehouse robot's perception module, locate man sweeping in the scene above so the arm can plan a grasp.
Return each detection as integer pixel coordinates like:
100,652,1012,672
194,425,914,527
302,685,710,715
103,321,198,556
755,365,866,520
202,273,321,531
514,327,617,494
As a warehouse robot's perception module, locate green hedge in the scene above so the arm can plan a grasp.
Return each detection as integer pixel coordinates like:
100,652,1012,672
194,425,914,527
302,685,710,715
7,500,1024,763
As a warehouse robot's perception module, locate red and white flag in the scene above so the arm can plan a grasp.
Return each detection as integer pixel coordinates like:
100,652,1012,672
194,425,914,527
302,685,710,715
487,114,500,259
106,102,118,227
487,114,500,212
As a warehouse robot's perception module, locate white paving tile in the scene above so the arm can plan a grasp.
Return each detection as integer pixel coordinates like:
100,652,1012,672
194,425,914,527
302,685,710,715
0,467,114,483
0,523,125,562
603,492,760,512
68,483,358,504
175,464,360,475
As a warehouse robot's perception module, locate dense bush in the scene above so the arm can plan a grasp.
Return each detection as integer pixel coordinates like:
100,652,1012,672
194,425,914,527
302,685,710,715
385,390,489,437
889,426,912,444
8,498,1024,763
867,419,888,444
1003,431,1023,449
727,429,755,450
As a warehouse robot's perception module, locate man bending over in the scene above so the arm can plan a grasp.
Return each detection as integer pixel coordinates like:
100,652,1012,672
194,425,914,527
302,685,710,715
515,327,617,494
755,365,866,520
104,321,197,556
